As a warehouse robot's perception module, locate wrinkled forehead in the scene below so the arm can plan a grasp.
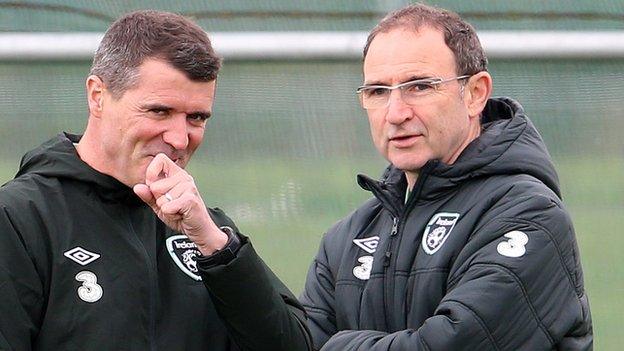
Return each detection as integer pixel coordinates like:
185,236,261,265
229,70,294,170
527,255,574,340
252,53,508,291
363,26,457,84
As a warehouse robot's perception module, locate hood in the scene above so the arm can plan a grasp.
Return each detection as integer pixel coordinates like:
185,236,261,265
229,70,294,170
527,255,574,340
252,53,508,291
359,97,561,206
15,133,141,204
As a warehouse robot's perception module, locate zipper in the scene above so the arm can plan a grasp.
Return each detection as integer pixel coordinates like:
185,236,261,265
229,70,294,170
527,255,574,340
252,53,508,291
382,216,399,330
380,171,429,331
383,217,399,267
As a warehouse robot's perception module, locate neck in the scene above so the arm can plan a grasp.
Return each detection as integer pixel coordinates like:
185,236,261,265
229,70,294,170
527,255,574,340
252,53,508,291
445,120,482,165
405,171,418,191
75,123,114,181
403,120,482,191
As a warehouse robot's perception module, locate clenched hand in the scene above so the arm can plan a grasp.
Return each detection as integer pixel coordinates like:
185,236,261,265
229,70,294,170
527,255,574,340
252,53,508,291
133,153,228,255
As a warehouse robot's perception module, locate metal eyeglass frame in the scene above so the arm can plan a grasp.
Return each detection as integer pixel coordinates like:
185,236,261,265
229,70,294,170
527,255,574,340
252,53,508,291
356,75,471,109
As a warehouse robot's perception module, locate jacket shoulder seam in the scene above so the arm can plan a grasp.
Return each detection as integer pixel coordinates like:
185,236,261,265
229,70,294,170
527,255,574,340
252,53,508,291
498,216,579,294
417,332,432,351
443,298,501,351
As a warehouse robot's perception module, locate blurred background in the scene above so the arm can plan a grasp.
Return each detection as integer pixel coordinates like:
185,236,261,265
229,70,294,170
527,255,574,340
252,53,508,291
1,0,622,348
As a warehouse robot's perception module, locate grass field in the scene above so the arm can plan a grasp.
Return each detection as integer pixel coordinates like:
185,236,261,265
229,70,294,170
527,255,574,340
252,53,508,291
0,154,620,349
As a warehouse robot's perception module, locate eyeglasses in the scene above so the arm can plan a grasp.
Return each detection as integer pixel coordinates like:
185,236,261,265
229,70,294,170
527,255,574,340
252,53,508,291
356,75,470,109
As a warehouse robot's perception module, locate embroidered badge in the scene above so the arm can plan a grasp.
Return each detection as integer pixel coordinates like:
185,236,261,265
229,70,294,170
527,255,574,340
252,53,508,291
421,212,460,255
64,246,101,266
166,235,202,281
497,231,529,258
75,270,103,303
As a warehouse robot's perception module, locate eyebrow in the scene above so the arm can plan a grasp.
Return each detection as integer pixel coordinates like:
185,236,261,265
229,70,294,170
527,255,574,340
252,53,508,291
142,103,172,112
143,103,212,118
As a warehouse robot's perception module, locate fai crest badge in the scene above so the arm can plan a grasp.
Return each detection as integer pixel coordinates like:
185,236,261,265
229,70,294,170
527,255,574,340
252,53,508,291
421,212,460,255
166,235,202,281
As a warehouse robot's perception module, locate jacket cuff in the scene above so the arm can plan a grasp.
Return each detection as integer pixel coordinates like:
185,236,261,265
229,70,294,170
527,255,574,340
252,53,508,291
196,226,242,268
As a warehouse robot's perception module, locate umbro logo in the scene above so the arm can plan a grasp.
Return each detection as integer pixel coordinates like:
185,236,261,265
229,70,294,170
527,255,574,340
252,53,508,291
64,247,101,266
353,236,380,254
352,236,379,280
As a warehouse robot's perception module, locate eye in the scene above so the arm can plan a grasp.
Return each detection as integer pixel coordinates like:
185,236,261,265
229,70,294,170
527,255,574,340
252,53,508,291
187,113,210,123
404,81,435,93
148,108,169,116
364,87,390,98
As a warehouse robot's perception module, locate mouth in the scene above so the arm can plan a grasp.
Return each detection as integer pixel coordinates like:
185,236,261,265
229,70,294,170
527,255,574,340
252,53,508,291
146,153,185,166
389,134,421,148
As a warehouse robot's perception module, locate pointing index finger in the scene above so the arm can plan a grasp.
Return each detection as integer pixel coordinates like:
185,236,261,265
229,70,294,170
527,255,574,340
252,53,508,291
145,153,183,185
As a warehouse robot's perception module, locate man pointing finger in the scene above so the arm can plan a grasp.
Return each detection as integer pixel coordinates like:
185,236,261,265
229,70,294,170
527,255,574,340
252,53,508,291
133,153,229,255
0,10,312,351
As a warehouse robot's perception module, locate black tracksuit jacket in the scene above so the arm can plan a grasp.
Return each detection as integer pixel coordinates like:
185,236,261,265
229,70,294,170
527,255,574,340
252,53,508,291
0,133,312,351
300,97,593,350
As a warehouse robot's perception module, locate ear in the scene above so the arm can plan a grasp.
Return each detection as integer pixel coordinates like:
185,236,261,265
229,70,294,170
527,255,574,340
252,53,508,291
463,71,493,118
86,75,106,118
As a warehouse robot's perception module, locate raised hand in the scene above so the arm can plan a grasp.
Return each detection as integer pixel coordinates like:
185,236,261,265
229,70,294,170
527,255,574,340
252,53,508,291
133,153,228,255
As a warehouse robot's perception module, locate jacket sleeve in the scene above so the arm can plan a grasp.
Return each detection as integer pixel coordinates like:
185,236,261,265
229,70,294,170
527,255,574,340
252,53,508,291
302,197,592,350
298,235,338,351
198,233,313,351
0,207,44,351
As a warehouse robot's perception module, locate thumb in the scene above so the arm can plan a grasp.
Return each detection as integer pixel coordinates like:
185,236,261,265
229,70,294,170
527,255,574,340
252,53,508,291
133,183,156,207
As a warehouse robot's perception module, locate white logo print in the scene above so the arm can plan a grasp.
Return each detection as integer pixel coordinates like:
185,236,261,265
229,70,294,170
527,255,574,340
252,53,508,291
497,231,529,258
75,271,103,303
166,235,203,281
352,236,379,280
64,247,101,266
353,256,374,280
181,250,199,273
353,236,380,254
422,212,460,255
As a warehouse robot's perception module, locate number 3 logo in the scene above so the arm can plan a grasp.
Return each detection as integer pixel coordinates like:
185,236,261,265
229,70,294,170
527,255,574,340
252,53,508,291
497,231,529,258
75,271,103,303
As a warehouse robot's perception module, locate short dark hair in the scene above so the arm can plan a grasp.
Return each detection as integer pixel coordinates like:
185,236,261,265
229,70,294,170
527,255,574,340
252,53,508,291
90,10,222,99
363,3,487,76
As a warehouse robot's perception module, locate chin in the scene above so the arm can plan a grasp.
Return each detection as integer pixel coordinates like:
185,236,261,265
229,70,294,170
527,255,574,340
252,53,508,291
389,155,429,173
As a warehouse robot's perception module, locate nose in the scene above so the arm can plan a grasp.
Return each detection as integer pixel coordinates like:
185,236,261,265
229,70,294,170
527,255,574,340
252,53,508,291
162,114,189,150
385,89,412,125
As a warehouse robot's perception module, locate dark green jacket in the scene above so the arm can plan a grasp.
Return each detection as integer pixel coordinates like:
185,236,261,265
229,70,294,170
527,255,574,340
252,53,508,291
301,98,592,350
0,133,312,351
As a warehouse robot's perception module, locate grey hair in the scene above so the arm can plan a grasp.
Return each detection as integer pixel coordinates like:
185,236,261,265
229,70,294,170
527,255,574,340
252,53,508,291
363,3,488,76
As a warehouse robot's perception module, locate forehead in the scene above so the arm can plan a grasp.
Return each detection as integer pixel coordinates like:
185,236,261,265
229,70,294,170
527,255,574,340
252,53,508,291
123,59,216,109
363,26,457,84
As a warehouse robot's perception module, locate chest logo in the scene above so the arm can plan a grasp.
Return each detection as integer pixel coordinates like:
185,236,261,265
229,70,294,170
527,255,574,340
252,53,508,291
352,236,379,280
166,235,202,281
497,231,529,258
353,236,380,254
353,256,374,280
422,212,460,255
75,271,103,303
64,246,101,266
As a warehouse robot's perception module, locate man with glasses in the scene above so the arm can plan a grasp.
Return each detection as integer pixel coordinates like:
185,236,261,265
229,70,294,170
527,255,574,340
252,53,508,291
300,3,592,350
0,10,312,350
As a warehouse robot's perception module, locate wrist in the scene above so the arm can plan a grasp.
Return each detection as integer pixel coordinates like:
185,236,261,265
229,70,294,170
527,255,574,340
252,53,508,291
197,227,230,256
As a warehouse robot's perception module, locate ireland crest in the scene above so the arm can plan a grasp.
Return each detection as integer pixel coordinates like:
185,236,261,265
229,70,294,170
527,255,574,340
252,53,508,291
421,212,460,255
